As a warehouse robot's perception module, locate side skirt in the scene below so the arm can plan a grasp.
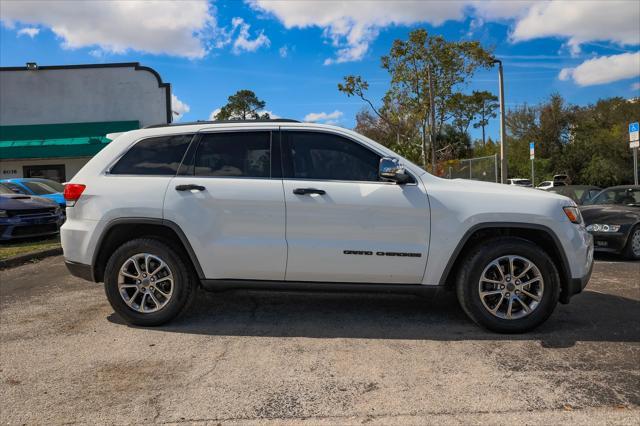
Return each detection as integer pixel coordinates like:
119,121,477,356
200,279,444,296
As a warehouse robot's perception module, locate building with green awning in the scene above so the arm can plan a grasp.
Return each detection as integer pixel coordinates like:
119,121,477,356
0,62,172,182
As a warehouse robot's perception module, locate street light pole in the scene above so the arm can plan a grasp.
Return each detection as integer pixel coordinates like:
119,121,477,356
493,58,507,183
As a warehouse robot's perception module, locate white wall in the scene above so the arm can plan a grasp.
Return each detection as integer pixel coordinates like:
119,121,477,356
0,65,170,127
0,157,89,181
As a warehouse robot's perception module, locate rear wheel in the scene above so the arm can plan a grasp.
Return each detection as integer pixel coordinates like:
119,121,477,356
623,226,640,260
456,237,560,333
104,238,195,326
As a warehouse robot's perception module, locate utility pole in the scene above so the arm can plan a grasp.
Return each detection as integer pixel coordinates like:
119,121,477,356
493,58,507,183
630,122,639,185
427,65,437,174
530,142,535,186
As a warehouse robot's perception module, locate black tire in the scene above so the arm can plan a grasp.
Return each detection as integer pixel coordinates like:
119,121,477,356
104,238,196,326
456,237,560,333
622,225,640,260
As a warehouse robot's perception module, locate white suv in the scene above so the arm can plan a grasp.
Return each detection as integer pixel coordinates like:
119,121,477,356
61,120,593,333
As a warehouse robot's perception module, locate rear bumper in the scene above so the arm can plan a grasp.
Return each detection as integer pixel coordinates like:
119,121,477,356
64,259,95,282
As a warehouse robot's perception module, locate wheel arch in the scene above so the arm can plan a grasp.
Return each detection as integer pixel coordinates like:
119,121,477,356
92,218,204,283
439,223,573,303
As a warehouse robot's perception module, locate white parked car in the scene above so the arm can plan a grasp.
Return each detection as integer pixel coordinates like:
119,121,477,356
507,178,532,187
61,120,593,333
538,179,568,190
537,181,554,190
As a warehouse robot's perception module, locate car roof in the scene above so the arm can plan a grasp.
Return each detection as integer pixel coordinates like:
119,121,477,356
143,118,300,129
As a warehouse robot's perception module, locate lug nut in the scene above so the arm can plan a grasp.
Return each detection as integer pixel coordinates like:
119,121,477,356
505,293,510,297
150,277,155,282
142,273,147,278
136,280,141,284
500,285,505,290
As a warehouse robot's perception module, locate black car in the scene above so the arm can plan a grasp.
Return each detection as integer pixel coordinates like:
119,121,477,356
580,185,640,259
548,185,601,205
0,184,64,241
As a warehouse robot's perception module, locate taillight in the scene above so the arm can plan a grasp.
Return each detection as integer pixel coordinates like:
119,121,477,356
64,184,86,206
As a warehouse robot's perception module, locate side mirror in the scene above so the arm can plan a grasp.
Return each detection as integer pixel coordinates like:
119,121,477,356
379,157,410,184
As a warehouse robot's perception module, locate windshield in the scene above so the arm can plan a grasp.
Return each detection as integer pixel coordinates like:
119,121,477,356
0,184,15,195
588,188,640,206
22,180,63,195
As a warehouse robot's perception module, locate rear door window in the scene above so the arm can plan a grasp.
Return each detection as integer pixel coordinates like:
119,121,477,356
110,134,193,175
194,131,271,178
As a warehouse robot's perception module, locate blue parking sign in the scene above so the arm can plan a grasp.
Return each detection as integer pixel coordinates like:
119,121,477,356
630,122,639,146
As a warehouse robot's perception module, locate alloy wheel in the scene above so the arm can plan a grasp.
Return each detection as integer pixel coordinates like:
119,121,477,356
118,253,174,313
478,255,544,320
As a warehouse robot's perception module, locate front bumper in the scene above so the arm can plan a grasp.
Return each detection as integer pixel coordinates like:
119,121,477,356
0,215,63,241
590,231,628,254
562,254,594,303
64,259,95,282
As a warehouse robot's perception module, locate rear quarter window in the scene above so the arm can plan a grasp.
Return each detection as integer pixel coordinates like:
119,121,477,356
110,134,193,175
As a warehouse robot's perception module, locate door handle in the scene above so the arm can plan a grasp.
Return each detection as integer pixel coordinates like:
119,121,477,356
293,188,326,195
175,184,206,191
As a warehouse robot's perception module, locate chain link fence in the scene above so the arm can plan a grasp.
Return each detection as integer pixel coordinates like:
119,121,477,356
439,154,498,183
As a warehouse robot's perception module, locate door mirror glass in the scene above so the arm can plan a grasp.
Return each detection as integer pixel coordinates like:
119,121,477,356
379,157,410,184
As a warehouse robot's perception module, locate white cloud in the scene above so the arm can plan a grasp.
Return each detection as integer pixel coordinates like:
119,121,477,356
632,82,640,91
231,17,270,54
510,1,640,50
304,110,343,124
249,0,640,66
209,108,222,121
249,0,465,64
559,52,640,86
171,94,190,121
1,0,214,58
16,27,39,38
471,1,536,21
279,45,289,58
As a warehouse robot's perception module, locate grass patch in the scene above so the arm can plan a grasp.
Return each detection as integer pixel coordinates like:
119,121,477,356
0,237,61,261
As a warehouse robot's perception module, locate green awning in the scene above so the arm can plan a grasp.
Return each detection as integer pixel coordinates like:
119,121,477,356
0,121,139,160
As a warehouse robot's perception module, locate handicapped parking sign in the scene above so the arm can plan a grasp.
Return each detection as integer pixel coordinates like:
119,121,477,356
630,122,639,148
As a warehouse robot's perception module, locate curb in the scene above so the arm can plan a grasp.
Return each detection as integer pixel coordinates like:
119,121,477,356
0,247,63,269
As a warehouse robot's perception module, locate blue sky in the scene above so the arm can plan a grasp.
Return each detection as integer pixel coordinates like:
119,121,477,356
1,1,639,141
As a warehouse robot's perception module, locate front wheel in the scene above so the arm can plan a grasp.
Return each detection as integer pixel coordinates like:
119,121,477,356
104,238,195,326
456,237,560,333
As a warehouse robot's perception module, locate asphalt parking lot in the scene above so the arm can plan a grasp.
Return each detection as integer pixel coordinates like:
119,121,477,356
1,256,639,425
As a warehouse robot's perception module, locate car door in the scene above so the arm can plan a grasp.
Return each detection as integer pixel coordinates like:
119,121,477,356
163,128,287,280
281,129,430,284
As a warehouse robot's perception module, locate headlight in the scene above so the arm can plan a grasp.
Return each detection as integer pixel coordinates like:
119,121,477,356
563,206,582,224
0,210,7,218
586,224,621,233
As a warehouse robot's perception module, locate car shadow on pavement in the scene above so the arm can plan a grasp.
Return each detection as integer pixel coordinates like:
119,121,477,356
108,288,640,347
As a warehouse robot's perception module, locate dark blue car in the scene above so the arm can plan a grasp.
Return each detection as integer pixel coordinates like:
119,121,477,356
0,184,64,241
1,178,66,208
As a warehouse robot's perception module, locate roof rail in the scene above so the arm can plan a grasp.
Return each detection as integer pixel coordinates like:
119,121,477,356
144,118,300,129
